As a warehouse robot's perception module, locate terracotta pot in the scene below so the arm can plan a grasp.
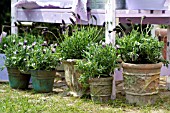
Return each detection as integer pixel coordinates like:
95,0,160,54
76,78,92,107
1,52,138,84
155,28,167,60
122,62,162,105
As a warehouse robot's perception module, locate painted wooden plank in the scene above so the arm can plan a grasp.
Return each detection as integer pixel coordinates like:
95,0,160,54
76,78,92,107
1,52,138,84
167,26,170,61
105,0,116,45
119,17,170,25
11,0,18,34
17,9,170,24
17,9,106,25
117,10,170,17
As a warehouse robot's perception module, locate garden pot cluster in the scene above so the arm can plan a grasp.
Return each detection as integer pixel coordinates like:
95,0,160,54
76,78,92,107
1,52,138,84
1,34,60,92
0,16,167,105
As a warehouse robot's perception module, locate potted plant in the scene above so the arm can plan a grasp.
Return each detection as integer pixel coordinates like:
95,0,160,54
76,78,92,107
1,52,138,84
76,42,118,102
26,40,60,93
116,19,168,105
59,23,104,97
3,34,31,89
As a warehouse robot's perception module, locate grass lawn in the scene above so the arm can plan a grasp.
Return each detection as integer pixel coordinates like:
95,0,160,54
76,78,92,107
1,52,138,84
0,83,170,113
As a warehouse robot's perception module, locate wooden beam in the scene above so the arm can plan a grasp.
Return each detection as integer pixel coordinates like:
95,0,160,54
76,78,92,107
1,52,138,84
11,0,18,34
105,0,116,45
167,25,170,61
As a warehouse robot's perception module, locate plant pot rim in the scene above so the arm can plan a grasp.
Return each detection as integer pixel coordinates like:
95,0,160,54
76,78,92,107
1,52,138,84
62,59,83,65
62,59,82,62
89,76,113,82
122,62,162,69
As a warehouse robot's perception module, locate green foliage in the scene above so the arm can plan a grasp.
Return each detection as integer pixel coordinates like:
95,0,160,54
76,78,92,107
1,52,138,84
59,25,104,60
26,41,60,71
159,25,168,29
3,34,44,72
116,25,164,64
76,43,118,88
0,35,19,53
3,34,60,72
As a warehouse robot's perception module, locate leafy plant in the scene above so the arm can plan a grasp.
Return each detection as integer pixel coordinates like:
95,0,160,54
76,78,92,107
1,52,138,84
3,34,51,72
4,35,38,72
76,43,118,88
59,25,104,60
26,41,60,71
116,19,165,64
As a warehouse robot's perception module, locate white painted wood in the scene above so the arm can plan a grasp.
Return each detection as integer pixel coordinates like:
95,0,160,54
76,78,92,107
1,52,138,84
17,9,105,25
167,25,170,61
11,0,18,34
105,0,116,45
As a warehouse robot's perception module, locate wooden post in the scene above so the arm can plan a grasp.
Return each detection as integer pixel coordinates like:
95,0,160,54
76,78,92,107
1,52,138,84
11,0,18,34
105,0,116,45
167,25,170,61
105,0,116,100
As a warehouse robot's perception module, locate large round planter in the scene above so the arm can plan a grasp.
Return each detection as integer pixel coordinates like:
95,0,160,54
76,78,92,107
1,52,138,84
155,28,167,60
122,62,162,105
8,68,31,89
62,59,84,97
89,77,113,102
126,0,166,10
31,70,56,93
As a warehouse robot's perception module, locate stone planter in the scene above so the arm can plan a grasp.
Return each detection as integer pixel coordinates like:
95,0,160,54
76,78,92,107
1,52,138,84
89,77,113,102
55,64,65,80
122,62,162,105
62,59,84,97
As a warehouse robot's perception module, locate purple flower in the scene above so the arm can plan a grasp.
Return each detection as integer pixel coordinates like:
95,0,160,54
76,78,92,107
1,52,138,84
24,40,28,45
13,51,18,54
12,40,16,44
32,41,36,48
43,48,47,54
102,42,106,48
53,43,58,48
51,48,56,53
23,45,26,49
18,42,23,46
3,44,7,48
42,41,48,46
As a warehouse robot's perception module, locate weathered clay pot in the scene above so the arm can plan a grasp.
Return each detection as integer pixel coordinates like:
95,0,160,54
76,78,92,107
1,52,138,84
122,62,162,105
62,59,84,97
155,28,167,60
89,77,113,102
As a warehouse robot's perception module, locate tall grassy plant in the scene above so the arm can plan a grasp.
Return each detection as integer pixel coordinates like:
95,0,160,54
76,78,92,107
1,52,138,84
59,25,104,60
